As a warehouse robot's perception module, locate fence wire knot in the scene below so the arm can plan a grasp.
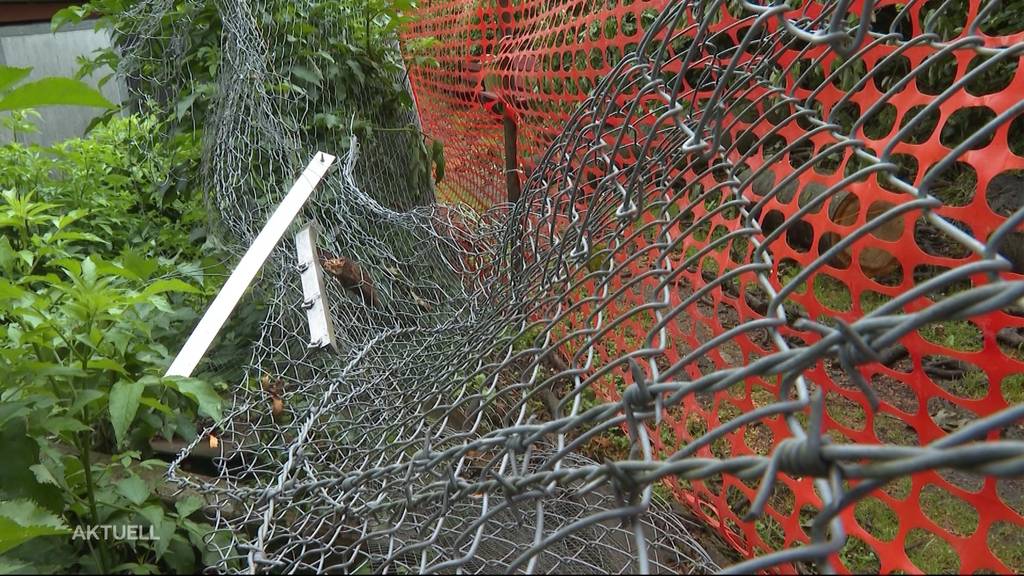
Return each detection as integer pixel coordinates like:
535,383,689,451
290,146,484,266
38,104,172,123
773,436,831,479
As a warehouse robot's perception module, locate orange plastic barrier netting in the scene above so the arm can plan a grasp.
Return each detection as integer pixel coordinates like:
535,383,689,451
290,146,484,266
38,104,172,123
402,0,1024,572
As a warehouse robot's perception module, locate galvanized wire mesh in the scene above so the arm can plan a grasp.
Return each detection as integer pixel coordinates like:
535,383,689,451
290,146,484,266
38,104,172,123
111,0,1024,572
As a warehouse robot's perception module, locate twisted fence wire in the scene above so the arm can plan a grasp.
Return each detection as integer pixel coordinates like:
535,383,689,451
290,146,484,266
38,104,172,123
109,0,1024,572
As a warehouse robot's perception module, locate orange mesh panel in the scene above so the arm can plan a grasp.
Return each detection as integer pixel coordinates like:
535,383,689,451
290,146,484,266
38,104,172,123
403,0,1024,572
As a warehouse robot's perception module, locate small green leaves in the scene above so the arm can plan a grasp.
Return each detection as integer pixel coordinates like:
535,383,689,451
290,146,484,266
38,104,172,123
0,88,230,572
0,279,27,301
139,278,202,298
175,92,200,121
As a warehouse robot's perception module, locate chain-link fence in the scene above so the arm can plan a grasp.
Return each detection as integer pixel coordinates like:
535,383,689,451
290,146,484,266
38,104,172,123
109,0,1024,572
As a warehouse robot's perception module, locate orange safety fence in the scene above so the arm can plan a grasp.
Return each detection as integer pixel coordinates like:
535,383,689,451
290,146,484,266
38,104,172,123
401,0,1024,572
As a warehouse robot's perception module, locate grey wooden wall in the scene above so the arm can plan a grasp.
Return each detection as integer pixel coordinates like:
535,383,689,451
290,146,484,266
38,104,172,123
0,19,125,145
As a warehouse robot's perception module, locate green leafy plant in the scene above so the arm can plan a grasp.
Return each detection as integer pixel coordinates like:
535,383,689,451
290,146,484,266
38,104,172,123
0,112,235,573
59,0,444,199
0,65,114,140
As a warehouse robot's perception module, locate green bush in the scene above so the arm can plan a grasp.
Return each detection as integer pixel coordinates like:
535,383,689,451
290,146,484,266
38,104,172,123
60,0,443,198
0,111,236,572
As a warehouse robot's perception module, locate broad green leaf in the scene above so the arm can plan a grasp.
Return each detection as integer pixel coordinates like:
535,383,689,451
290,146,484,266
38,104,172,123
0,421,62,513
68,389,106,416
154,518,176,560
0,500,70,553
41,417,90,435
0,77,114,112
164,534,196,573
81,256,98,287
167,377,223,421
120,251,159,281
112,563,159,575
0,279,26,301
137,504,163,529
115,475,149,506
0,516,68,554
109,380,145,448
50,6,88,32
346,60,366,85
138,397,172,415
175,495,204,519
0,402,30,429
28,465,58,487
431,139,445,183
12,362,88,379
88,357,128,375
175,91,200,121
0,557,33,574
0,66,31,92
138,279,200,298
0,237,14,273
290,65,323,87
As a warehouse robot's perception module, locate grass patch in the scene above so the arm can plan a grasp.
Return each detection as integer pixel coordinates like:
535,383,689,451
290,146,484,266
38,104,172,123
1002,373,1024,404
873,412,918,445
941,367,989,399
989,521,1024,572
918,319,984,352
839,536,881,573
904,528,959,573
755,514,785,550
920,485,978,537
860,290,893,313
825,392,866,432
881,476,912,500
854,497,899,541
778,259,807,294
813,274,853,312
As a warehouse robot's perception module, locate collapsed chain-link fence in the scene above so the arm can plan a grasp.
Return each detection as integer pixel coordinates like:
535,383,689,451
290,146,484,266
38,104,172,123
111,0,1024,572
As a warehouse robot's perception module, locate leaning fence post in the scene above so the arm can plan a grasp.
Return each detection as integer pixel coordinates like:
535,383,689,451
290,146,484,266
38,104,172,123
165,152,337,378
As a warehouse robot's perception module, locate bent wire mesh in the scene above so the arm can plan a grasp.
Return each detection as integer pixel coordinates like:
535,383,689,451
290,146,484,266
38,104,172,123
113,0,1024,573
